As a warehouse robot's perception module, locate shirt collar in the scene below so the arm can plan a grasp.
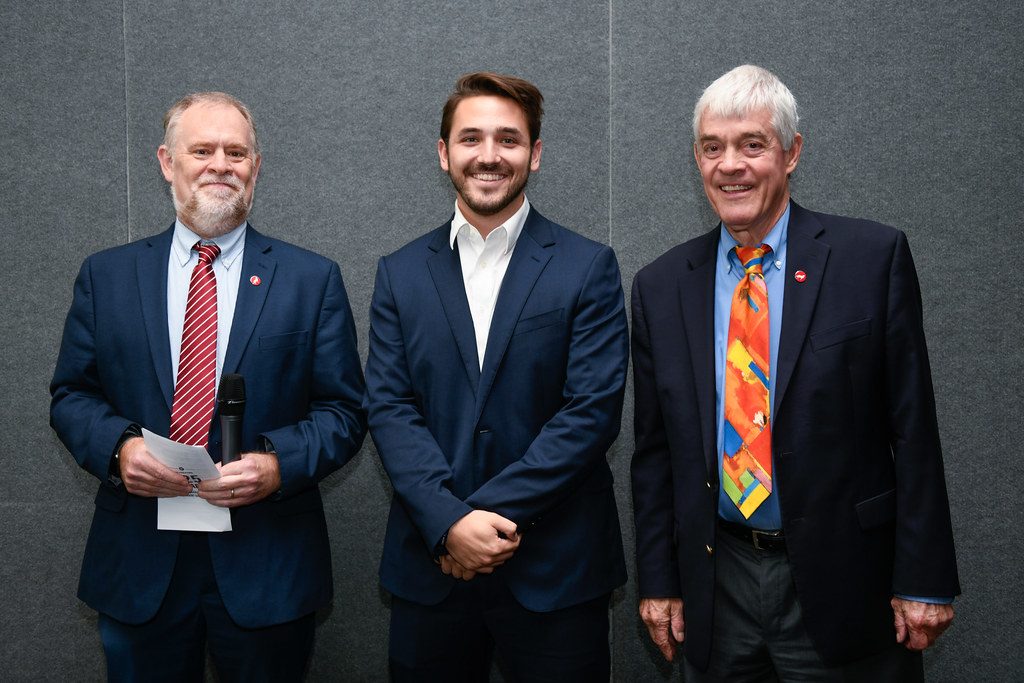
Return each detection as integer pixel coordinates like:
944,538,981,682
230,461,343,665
448,195,531,255
172,219,247,269
719,202,790,274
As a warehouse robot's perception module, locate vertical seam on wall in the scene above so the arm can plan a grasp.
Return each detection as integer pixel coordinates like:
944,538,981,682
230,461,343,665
607,0,613,249
122,0,131,242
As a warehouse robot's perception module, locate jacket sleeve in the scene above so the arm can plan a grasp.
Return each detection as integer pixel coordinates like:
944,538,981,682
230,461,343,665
50,257,133,480
365,256,474,549
260,262,368,498
629,270,683,598
885,231,960,597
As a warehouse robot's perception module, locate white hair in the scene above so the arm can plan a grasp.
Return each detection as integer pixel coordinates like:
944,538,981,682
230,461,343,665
693,65,799,150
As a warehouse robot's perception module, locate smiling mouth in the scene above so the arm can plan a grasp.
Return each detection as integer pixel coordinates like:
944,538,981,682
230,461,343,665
721,185,752,193
471,173,507,182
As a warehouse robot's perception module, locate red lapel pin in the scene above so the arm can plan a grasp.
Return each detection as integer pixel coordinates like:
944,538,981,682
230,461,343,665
794,270,807,283
249,275,262,286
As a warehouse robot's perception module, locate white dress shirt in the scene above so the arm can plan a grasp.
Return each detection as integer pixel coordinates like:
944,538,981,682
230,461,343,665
448,197,531,369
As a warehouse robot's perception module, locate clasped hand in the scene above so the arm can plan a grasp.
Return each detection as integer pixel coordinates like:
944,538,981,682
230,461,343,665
439,510,521,581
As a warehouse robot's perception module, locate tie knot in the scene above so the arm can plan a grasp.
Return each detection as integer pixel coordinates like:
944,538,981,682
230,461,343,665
194,242,221,265
735,244,771,275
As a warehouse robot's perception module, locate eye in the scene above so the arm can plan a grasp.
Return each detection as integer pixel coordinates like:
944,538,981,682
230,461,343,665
702,143,721,156
227,149,247,159
193,148,210,157
500,136,518,145
462,136,478,144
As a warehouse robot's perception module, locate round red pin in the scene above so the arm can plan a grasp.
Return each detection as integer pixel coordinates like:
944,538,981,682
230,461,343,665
249,275,262,286
794,270,807,283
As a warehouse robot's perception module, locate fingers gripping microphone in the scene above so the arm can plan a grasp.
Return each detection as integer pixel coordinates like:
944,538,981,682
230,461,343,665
217,374,245,465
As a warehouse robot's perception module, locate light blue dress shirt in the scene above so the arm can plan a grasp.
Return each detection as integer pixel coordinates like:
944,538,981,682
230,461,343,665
167,220,246,391
715,205,789,531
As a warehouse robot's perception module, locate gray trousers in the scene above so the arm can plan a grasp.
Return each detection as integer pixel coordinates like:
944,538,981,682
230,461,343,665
684,526,923,683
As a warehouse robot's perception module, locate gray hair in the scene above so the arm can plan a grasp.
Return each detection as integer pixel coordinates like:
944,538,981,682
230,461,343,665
162,91,260,156
692,65,799,150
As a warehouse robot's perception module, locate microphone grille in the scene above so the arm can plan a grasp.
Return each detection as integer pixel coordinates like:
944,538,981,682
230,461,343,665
218,373,246,415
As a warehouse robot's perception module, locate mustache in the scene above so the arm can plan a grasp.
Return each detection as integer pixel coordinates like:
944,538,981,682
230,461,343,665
469,161,513,174
197,173,244,190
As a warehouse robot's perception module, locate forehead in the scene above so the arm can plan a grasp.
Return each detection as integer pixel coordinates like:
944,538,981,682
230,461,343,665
451,95,528,132
175,102,252,144
698,108,775,139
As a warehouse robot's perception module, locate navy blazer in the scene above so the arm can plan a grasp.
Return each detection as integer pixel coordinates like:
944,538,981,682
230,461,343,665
630,202,960,668
50,225,366,628
366,208,628,612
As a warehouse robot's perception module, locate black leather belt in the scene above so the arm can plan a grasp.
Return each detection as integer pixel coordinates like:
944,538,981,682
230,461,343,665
718,519,786,552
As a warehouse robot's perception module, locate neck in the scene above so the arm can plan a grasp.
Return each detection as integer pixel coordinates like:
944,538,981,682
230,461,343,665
722,197,789,248
458,194,525,238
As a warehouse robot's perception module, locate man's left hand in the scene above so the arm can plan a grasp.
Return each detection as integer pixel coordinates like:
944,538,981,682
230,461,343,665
891,597,954,651
198,452,281,507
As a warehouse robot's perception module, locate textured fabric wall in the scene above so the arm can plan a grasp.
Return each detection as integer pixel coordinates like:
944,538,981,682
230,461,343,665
2,0,1018,680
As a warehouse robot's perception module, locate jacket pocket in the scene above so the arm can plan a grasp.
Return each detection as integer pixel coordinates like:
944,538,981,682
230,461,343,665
258,330,309,350
855,488,896,529
810,317,872,352
513,308,565,336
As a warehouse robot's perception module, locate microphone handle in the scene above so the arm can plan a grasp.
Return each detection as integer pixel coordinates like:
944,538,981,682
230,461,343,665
221,414,243,465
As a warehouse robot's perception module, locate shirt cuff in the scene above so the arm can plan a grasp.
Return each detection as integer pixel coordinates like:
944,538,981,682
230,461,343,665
893,594,954,605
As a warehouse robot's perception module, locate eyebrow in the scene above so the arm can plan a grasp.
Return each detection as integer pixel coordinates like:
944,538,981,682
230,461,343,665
455,126,525,137
699,130,771,143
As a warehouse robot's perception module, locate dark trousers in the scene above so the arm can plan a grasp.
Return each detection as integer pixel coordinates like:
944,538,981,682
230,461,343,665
98,532,315,683
389,574,611,682
684,528,923,683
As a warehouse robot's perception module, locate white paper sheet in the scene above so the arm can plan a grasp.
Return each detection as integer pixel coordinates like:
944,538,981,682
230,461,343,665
142,429,232,532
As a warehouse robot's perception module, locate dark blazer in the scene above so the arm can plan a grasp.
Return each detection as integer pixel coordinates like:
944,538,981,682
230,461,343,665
366,208,628,612
50,225,366,628
630,202,959,668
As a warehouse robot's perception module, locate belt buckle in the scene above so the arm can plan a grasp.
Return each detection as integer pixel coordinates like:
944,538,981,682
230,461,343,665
751,529,778,551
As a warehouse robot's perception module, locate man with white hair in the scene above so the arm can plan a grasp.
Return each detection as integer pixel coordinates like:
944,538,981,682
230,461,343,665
631,65,959,680
51,92,366,680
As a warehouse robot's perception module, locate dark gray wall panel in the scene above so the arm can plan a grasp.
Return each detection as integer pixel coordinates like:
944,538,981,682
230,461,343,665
5,0,1019,679
611,1,1023,681
0,0,126,677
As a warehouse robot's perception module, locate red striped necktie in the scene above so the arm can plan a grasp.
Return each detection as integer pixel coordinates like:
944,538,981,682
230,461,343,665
168,242,221,447
722,244,773,518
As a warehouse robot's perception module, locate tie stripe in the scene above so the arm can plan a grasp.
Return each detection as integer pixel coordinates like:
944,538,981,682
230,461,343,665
168,242,220,447
723,245,773,519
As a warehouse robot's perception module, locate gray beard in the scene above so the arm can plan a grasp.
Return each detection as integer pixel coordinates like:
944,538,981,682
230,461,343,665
175,188,251,238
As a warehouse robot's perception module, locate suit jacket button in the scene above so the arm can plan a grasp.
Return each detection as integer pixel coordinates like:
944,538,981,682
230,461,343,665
706,481,712,489
705,544,714,556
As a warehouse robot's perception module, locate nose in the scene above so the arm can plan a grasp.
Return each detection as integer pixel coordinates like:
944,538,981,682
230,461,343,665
477,139,501,165
718,147,745,174
207,148,232,174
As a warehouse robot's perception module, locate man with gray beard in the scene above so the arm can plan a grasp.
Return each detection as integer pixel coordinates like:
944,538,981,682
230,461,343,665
50,92,366,681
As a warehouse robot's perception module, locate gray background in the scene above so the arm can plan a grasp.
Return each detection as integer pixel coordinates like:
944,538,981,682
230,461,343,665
2,0,1019,680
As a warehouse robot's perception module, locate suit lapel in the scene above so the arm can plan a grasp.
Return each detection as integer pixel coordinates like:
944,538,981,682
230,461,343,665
677,230,720,479
774,202,829,418
137,227,175,409
426,225,481,393
222,226,276,375
475,210,554,423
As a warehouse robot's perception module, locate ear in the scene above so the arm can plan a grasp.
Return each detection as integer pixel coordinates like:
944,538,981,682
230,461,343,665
692,142,701,167
157,145,174,182
529,139,542,171
785,133,803,174
438,138,449,172
251,153,262,182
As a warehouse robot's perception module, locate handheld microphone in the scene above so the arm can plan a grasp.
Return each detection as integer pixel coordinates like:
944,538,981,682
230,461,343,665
217,374,246,465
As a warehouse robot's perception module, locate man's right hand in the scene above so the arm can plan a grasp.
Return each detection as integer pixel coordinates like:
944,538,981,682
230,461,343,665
444,510,521,572
640,597,685,662
118,437,191,497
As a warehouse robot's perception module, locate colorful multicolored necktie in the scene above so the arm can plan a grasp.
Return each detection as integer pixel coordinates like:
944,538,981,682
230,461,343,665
168,242,221,447
722,245,773,518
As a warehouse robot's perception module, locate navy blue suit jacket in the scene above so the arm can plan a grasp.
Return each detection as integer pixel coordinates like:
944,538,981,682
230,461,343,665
366,208,628,612
631,202,960,668
50,225,366,628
